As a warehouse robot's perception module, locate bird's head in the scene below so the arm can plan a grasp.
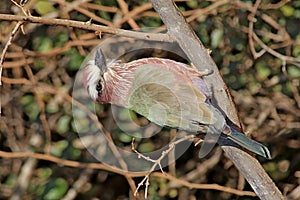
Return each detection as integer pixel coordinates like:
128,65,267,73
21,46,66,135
83,48,108,102
83,48,133,106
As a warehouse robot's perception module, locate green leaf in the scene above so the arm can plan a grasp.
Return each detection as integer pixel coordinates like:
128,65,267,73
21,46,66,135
4,174,17,186
54,32,69,47
169,189,178,198
51,140,68,157
119,133,133,143
34,37,53,52
46,101,59,113
99,10,111,21
69,147,81,159
20,94,34,105
44,178,68,200
138,142,155,153
141,16,162,27
288,65,300,78
66,48,85,70
35,0,56,16
37,168,52,179
211,28,223,48
187,0,198,9
292,45,300,58
255,61,272,80
56,115,71,134
20,95,40,121
280,5,295,17
71,109,91,133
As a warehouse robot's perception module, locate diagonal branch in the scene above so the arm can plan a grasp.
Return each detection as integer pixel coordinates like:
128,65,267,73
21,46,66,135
150,0,284,199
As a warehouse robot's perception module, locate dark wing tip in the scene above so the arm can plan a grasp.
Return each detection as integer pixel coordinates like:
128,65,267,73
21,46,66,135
261,145,272,160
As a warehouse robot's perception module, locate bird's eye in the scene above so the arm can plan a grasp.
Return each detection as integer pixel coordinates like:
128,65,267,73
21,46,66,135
96,81,103,94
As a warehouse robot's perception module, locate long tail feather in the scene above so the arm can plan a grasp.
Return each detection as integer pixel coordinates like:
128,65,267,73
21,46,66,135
227,128,271,159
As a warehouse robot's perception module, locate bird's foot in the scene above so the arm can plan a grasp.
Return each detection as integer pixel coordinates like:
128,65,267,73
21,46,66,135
194,138,204,146
190,120,209,126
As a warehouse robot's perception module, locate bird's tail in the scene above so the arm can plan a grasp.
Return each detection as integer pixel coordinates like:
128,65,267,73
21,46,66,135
226,127,271,159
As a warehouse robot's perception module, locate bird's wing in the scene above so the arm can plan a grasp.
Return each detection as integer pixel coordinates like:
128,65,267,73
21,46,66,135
126,63,217,132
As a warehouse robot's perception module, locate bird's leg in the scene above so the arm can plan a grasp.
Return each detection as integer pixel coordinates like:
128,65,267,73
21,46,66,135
190,120,222,158
190,120,210,146
190,120,211,133
191,121,205,126
190,63,214,76
190,120,209,127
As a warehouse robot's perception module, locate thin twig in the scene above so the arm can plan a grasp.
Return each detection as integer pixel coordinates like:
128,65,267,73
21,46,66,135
153,171,256,196
186,0,229,23
24,64,52,154
248,0,264,59
118,3,153,25
0,22,23,116
3,39,100,62
260,0,290,10
0,22,23,85
252,32,300,67
61,169,93,200
117,0,139,29
82,2,119,13
52,0,114,27
131,135,195,198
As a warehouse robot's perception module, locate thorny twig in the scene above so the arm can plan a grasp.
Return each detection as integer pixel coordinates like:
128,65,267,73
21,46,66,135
0,22,23,86
0,22,23,116
0,14,173,43
131,135,195,198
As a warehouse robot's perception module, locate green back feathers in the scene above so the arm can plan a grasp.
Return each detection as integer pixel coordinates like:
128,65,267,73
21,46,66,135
127,64,217,132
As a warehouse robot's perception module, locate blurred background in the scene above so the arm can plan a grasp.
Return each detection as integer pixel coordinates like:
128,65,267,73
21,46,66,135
0,0,299,199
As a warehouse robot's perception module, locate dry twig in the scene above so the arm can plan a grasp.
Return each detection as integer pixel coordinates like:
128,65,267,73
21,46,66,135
131,135,195,198
0,22,23,86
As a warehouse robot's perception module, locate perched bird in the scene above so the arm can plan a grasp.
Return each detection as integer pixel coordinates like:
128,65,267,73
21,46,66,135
83,48,271,159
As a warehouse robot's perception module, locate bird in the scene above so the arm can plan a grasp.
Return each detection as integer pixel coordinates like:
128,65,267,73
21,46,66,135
83,48,271,160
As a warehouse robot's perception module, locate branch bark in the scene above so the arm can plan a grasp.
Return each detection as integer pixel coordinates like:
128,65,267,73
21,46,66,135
150,0,284,199
0,14,173,43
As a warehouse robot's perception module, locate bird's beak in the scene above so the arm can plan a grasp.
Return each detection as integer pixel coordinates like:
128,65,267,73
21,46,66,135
95,48,107,76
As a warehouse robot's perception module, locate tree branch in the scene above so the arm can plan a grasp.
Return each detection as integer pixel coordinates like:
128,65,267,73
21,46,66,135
0,14,173,43
150,0,284,199
0,150,255,196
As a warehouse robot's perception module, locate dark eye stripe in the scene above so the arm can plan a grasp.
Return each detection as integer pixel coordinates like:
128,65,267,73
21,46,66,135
96,81,102,94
